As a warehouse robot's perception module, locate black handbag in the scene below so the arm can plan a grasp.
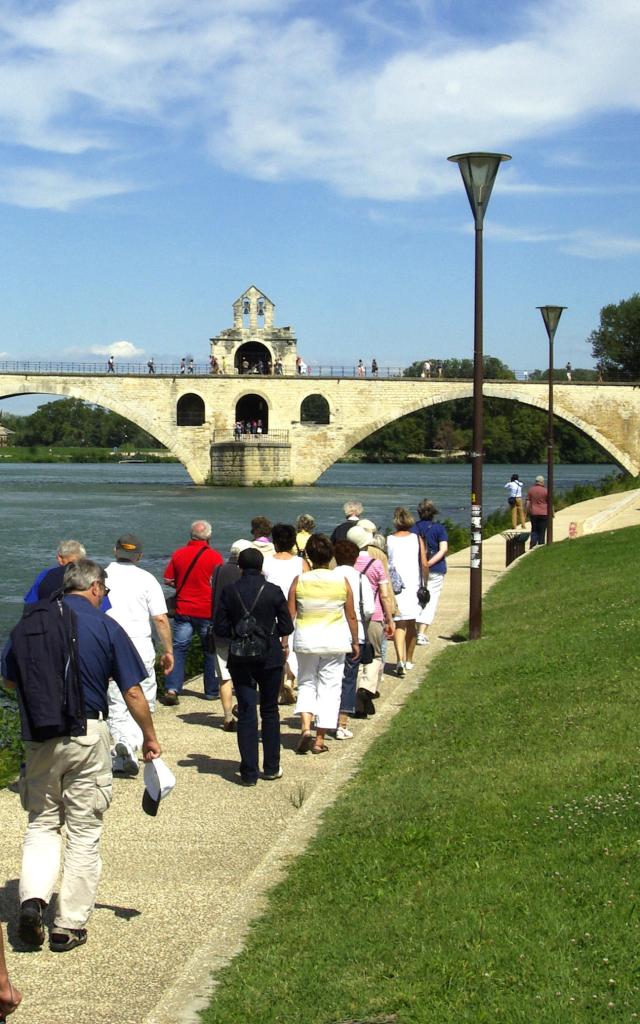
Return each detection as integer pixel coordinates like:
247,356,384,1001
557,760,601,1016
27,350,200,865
417,538,430,608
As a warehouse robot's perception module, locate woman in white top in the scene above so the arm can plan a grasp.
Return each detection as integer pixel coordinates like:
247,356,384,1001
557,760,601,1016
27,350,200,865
262,523,307,703
386,506,428,678
288,534,359,754
504,473,526,529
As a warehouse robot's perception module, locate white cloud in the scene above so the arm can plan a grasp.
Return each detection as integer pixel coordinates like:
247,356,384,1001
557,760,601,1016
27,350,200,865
488,221,640,259
0,0,639,205
0,166,134,210
89,340,145,357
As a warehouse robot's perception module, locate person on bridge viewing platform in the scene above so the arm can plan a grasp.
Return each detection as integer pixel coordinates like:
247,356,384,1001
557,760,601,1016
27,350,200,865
162,520,224,706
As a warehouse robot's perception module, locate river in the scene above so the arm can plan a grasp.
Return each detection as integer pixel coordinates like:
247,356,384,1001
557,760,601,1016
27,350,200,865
0,460,615,642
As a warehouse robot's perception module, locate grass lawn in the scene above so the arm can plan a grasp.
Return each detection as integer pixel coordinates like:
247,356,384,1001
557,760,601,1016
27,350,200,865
203,526,640,1024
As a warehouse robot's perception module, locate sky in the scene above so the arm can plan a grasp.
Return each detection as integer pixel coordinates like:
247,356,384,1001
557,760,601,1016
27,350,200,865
1,0,640,414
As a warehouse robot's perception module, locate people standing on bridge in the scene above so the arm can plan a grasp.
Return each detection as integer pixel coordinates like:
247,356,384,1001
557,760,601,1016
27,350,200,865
274,357,284,375
188,359,195,374
2,559,160,953
330,500,363,544
210,354,219,374
147,358,155,374
437,362,443,379
179,358,186,375
105,534,173,776
162,521,224,705
412,500,448,647
357,360,365,377
566,362,572,382
107,355,115,373
421,360,431,379
504,473,527,530
526,475,549,548
371,358,378,377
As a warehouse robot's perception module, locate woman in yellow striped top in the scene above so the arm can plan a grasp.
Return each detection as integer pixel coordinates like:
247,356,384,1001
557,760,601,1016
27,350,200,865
287,534,359,754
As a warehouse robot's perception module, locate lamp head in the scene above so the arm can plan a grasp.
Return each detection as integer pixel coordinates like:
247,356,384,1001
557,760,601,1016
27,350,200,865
448,152,511,226
537,305,567,343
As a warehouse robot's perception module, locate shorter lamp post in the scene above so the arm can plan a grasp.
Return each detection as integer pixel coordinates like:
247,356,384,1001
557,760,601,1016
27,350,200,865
448,151,511,639
537,305,566,545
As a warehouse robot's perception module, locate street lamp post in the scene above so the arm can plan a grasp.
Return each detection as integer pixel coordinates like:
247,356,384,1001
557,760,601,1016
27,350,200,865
448,151,511,640
537,305,567,545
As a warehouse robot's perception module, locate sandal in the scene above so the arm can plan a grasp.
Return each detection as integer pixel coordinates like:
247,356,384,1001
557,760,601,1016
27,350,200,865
49,927,87,952
296,731,314,755
311,744,329,754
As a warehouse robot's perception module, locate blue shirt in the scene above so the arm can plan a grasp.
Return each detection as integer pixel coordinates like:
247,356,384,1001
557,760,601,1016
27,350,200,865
3,594,146,717
23,567,53,604
410,520,448,575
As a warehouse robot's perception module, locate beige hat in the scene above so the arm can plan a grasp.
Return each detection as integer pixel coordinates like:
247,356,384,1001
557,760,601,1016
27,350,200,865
347,524,374,550
358,519,377,534
535,475,545,484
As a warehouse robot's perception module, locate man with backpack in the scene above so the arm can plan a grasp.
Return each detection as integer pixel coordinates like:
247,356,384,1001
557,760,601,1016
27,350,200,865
1,559,161,953
213,548,293,786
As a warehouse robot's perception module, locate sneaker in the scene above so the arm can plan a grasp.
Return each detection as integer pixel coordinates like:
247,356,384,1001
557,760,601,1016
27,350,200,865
240,776,257,787
114,743,139,776
416,634,429,646
263,767,283,780
405,662,414,671
221,719,236,732
335,727,353,740
19,898,45,947
396,663,405,678
49,926,87,953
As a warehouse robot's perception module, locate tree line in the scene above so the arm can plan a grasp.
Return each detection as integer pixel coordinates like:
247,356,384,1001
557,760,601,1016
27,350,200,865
0,399,162,450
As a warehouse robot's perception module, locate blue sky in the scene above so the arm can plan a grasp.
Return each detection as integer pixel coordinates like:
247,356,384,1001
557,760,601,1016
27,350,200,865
1,0,640,413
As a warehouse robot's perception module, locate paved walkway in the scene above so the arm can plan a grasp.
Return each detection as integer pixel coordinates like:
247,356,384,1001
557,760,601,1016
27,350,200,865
1,488,639,1024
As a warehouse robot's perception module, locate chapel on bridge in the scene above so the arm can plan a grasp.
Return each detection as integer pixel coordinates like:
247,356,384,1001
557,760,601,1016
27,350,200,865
209,286,298,375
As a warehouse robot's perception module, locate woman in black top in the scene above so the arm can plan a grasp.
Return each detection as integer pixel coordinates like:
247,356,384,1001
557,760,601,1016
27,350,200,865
214,548,293,786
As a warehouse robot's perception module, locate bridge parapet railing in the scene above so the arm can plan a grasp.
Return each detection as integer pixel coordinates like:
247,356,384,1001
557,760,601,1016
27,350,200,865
212,430,290,444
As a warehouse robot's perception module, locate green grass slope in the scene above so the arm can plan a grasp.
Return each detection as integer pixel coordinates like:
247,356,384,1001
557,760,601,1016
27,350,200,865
203,526,640,1024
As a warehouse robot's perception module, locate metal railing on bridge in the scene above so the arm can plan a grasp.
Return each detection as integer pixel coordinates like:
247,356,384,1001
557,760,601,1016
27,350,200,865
212,429,290,444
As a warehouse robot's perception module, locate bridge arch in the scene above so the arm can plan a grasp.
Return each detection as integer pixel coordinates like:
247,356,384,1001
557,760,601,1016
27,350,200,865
235,341,272,375
307,383,636,481
300,393,331,424
0,378,211,483
177,393,205,426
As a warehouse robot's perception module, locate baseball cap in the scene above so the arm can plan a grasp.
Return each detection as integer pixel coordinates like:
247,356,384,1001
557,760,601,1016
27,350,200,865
115,533,143,556
142,758,176,817
535,475,544,484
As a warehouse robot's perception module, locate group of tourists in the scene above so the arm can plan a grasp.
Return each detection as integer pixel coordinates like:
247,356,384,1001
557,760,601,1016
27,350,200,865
234,419,265,438
0,498,448,991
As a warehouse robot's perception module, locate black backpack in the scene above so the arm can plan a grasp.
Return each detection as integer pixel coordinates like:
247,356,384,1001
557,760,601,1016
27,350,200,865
228,585,271,664
9,595,86,741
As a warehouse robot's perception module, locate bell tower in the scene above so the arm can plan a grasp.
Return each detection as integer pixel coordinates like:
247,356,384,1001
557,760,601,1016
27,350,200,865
210,286,297,374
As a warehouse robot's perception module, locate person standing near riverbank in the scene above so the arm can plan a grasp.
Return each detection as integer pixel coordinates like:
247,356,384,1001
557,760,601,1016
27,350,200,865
526,475,549,548
105,534,173,775
504,473,527,529
411,500,447,646
163,521,223,705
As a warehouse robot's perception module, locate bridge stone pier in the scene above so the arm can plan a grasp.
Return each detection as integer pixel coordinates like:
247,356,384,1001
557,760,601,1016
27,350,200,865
1,372,639,485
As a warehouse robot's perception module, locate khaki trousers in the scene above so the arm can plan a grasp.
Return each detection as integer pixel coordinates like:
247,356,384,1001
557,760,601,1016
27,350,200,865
19,719,113,930
358,619,384,694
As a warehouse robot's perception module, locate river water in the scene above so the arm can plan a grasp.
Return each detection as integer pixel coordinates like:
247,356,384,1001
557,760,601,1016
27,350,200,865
0,460,615,643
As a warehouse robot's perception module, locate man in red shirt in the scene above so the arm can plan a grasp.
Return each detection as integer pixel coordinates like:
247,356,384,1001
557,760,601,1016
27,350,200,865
526,475,549,548
163,520,223,705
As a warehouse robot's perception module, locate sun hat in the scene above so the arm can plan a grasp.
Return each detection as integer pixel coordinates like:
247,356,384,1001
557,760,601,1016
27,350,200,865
535,475,545,484
142,758,176,817
347,525,374,550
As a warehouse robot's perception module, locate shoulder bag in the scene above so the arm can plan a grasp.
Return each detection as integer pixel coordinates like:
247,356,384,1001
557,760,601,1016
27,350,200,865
166,546,207,619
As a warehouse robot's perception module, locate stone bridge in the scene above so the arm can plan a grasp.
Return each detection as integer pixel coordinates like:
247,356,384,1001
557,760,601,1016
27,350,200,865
1,371,639,484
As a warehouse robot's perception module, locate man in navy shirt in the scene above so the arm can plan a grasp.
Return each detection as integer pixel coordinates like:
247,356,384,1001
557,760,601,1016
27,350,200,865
23,539,86,604
2,559,161,954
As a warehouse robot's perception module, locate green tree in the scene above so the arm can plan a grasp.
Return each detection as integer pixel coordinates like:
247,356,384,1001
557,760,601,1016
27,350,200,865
588,293,640,380
13,399,162,449
404,356,514,379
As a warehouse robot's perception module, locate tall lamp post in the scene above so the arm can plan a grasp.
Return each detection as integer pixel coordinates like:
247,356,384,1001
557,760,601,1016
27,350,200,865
448,151,511,640
537,305,566,545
